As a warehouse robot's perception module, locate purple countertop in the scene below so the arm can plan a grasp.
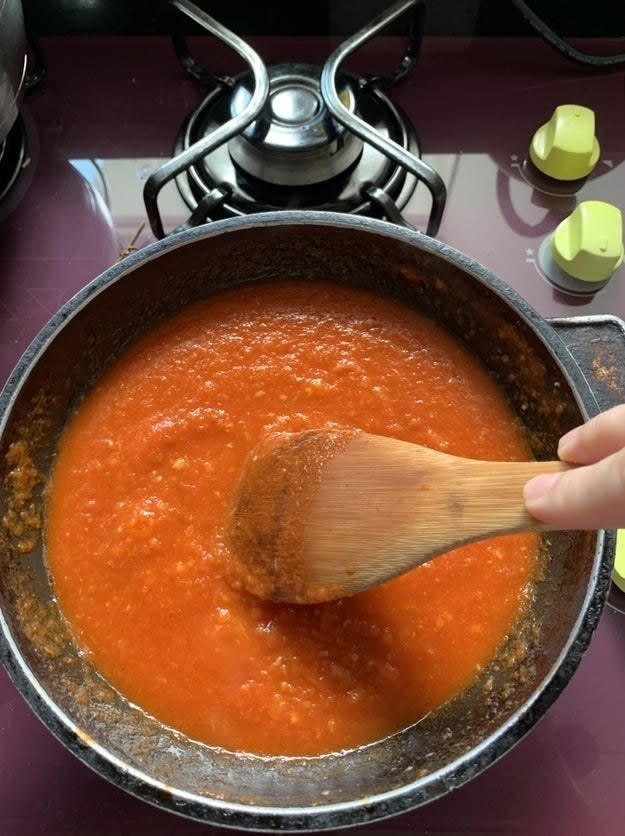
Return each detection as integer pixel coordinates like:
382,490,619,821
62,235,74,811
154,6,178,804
1,34,625,834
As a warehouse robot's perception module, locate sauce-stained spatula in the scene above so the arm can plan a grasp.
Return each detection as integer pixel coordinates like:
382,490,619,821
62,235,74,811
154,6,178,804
227,429,570,604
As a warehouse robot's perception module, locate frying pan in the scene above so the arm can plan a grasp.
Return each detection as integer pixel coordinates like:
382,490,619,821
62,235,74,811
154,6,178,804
0,212,612,831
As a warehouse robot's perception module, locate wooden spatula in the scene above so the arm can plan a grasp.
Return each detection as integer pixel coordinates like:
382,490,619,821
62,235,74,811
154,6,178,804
226,429,569,604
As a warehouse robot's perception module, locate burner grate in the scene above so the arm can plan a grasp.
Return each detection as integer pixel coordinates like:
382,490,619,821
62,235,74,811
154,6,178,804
144,0,446,238
173,64,421,223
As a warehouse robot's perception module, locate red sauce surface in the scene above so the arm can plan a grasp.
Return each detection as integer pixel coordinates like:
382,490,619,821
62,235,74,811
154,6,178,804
46,280,537,756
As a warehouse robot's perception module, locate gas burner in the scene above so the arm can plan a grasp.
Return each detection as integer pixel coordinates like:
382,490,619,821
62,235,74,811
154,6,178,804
228,63,364,187
0,115,27,203
144,0,446,239
174,62,420,222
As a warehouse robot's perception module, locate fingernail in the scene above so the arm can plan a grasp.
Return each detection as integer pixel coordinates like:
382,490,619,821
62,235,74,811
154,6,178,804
524,472,561,504
557,427,580,459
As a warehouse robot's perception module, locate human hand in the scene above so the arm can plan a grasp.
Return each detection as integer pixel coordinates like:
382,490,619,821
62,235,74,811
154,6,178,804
523,404,625,530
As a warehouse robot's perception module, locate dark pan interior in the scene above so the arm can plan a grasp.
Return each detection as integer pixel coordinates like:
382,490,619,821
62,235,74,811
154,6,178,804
0,214,610,831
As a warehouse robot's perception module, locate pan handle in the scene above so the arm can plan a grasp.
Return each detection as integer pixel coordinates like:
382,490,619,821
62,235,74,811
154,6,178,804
143,0,269,239
549,314,625,413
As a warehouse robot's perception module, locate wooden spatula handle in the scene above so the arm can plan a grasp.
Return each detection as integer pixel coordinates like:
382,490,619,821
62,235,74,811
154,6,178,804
450,458,571,538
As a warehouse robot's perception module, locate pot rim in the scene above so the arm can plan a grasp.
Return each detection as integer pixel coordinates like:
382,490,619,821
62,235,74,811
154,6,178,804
0,211,613,831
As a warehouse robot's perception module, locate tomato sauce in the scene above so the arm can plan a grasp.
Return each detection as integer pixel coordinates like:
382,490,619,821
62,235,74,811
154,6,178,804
46,280,537,757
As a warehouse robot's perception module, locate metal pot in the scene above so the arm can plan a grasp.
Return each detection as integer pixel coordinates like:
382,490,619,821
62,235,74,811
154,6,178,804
0,0,27,143
0,213,612,831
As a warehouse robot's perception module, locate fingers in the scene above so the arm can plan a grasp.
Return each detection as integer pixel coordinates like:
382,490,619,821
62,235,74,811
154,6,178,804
524,446,625,530
524,404,625,529
558,404,625,464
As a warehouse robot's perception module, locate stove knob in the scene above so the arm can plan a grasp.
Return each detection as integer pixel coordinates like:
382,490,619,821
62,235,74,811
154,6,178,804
529,104,600,182
538,201,624,291
613,530,625,593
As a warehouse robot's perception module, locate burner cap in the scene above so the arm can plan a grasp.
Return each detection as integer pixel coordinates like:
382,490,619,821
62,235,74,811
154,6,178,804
228,63,363,187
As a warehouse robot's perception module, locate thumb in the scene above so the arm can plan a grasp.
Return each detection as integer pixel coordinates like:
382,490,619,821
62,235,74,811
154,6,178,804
524,448,625,530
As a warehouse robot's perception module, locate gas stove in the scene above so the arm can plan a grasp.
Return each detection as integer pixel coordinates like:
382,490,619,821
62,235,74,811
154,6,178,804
1,0,625,833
